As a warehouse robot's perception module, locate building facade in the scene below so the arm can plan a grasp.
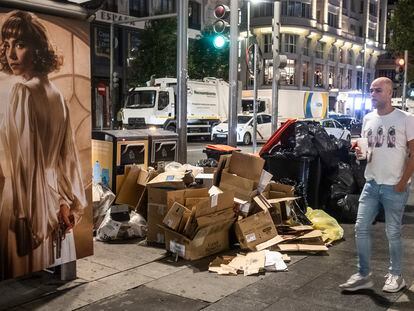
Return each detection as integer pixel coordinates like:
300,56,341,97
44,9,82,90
238,0,388,112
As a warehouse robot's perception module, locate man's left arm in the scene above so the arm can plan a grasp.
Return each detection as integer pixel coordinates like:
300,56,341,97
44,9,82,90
395,139,414,192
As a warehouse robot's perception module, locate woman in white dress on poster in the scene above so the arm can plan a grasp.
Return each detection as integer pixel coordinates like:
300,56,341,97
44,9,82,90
0,10,87,280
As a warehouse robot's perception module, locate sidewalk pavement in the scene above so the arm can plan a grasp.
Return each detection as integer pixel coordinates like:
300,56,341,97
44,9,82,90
2,205,414,311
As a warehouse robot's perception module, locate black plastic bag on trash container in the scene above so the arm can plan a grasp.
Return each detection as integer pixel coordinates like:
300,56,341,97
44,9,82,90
334,139,352,163
293,122,318,157
312,126,339,168
96,206,147,241
92,182,116,231
196,158,218,168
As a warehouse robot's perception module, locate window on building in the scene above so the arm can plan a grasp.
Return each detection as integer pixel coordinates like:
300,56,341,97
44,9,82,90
264,59,273,85
356,52,363,66
347,69,353,89
303,38,311,56
302,62,309,87
252,2,274,17
356,71,363,90
284,34,298,53
350,24,356,35
281,1,311,18
339,68,345,89
328,12,338,28
351,0,356,12
315,41,325,59
188,1,201,30
155,0,176,14
369,2,377,16
263,34,272,53
366,72,371,93
314,64,324,88
368,27,376,40
281,59,296,85
339,47,344,62
348,50,354,65
360,0,364,13
329,66,335,88
129,0,149,17
329,45,337,61
343,1,347,9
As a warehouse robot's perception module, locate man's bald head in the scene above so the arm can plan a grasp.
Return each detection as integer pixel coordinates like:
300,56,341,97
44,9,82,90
370,77,393,113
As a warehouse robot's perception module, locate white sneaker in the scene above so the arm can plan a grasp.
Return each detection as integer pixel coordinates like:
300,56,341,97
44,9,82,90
339,273,374,291
382,273,406,293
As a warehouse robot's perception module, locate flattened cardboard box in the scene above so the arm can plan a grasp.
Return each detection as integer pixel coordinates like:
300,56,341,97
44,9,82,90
146,172,186,243
234,210,278,250
163,218,235,260
115,166,149,208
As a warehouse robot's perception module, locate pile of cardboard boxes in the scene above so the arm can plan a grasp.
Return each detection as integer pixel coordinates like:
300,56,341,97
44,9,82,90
112,151,330,266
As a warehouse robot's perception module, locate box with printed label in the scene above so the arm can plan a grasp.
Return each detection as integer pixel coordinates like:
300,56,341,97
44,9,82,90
163,219,235,260
163,202,189,231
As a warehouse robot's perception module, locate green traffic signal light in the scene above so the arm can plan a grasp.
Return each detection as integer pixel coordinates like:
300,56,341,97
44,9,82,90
213,34,226,49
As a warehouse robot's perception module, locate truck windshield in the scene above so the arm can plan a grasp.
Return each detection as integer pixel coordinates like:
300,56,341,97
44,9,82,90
125,91,156,108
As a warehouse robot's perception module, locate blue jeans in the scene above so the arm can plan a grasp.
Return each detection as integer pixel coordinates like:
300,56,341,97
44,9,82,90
355,179,409,277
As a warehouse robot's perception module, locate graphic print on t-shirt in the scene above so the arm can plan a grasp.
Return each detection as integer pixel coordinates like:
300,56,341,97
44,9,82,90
366,125,396,149
387,126,396,148
375,126,385,147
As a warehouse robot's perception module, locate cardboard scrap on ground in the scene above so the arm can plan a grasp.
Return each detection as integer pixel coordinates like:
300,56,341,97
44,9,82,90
208,250,288,276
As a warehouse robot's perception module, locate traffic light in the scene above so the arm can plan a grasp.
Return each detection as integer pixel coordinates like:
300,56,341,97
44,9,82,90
112,71,119,88
212,4,230,48
394,57,405,83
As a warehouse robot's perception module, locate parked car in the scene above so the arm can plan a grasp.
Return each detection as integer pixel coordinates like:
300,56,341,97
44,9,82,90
320,118,352,141
335,117,362,137
302,118,352,142
211,113,272,145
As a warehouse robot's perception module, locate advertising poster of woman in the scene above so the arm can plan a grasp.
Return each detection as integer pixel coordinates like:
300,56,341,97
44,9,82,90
0,9,93,281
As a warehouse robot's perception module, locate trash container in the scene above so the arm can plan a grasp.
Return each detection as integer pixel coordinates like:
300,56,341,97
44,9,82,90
92,130,149,194
262,153,322,209
136,128,179,168
202,144,240,161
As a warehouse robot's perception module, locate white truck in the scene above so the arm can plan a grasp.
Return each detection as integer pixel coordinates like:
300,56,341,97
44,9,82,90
241,89,329,123
120,77,229,138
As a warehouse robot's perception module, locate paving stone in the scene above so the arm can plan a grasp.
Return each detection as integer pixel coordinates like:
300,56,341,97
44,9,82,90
201,295,269,311
145,264,264,303
132,260,188,279
78,285,208,311
76,258,119,281
263,296,350,311
387,281,414,311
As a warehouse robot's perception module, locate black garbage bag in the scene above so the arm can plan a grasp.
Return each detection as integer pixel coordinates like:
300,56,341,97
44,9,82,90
331,182,351,200
335,139,352,163
293,122,318,157
337,194,360,223
337,162,357,189
312,126,339,169
349,154,367,192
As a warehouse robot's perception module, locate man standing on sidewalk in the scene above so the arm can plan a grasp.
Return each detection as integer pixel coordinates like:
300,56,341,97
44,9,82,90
339,77,414,293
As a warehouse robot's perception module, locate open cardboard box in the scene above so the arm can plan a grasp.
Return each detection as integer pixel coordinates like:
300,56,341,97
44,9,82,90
234,194,278,250
146,172,187,244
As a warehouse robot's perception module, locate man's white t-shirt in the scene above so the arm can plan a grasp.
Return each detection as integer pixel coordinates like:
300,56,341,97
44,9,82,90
362,108,414,185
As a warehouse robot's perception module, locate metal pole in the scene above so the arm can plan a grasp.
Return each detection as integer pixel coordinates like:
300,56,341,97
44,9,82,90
246,1,251,90
271,0,281,133
253,43,258,153
110,22,115,129
361,41,366,119
228,0,239,147
177,0,188,164
402,49,408,111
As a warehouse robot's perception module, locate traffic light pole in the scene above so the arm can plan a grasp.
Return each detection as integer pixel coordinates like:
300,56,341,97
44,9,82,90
402,49,408,111
177,0,188,164
271,0,281,133
253,43,258,154
227,0,239,147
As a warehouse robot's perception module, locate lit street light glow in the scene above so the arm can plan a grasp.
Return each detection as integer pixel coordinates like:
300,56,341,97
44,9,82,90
213,35,226,49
